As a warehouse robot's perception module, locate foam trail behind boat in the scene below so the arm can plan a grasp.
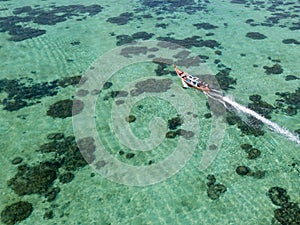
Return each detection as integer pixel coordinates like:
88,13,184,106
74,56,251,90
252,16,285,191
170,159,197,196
207,91,300,145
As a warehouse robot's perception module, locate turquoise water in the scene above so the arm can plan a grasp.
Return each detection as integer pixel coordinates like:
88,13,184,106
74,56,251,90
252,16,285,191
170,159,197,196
1,0,299,224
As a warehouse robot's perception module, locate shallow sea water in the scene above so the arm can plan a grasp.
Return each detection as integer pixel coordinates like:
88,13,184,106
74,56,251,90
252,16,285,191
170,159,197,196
0,0,299,225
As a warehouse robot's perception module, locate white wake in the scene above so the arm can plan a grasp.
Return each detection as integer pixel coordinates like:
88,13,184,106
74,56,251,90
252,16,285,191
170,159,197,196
208,91,300,145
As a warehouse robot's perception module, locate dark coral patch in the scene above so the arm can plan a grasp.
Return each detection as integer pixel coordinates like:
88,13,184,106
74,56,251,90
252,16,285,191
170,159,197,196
70,40,80,46
207,183,227,200
193,22,218,30
130,78,173,96
103,90,128,101
9,27,46,42
249,170,266,179
274,202,300,225
115,34,134,46
72,136,96,165
43,210,54,220
206,175,227,200
39,135,93,170
125,115,136,123
233,1,300,31
59,172,75,184
47,132,65,140
1,201,33,225
58,75,81,87
0,78,56,111
267,186,300,224
176,129,194,139
206,174,216,186
275,88,300,116
248,94,274,118
267,187,290,206
226,95,274,136
154,62,171,76
103,82,113,89
125,153,135,159
107,12,134,25
285,75,299,81
204,113,212,119
140,0,209,14
40,135,77,155
215,67,236,90
11,157,23,165
155,23,168,29
246,148,261,159
166,131,177,138
282,38,300,45
168,116,183,130
132,31,154,40
230,0,247,4
120,46,148,57
236,165,250,175
0,4,103,41
5,134,92,221
45,187,60,202
8,161,59,196
157,36,220,49
246,32,267,40
116,32,154,46
263,63,283,74
46,99,83,118
240,143,252,150
0,75,81,111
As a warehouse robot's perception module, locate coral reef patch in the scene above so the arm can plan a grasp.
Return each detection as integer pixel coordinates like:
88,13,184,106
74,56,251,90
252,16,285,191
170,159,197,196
1,201,33,225
0,4,103,41
0,75,81,111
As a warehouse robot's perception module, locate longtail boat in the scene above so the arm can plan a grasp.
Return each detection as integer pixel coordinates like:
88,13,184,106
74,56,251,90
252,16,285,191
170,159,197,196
174,64,211,93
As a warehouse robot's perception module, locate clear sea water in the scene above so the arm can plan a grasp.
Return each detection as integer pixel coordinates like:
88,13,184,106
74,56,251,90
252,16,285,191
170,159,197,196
0,0,299,224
